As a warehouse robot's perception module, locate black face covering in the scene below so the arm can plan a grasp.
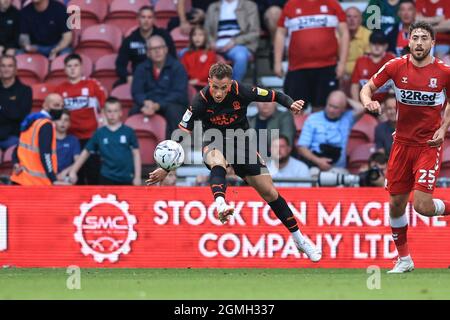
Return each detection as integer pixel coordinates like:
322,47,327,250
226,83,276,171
49,109,63,120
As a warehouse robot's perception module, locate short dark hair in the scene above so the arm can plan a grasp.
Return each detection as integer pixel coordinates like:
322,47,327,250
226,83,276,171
399,0,415,7
0,54,17,67
409,21,435,40
369,152,388,165
139,5,154,15
61,109,71,117
64,53,82,65
104,96,122,109
275,134,291,145
209,62,233,80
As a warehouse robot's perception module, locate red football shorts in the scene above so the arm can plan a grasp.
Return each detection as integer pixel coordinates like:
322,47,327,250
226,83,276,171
385,141,443,195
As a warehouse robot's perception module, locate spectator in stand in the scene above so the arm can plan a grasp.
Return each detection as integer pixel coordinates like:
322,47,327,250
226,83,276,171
131,35,189,139
256,0,287,42
362,0,401,33
54,53,106,185
0,0,20,56
386,0,416,57
297,90,365,172
345,7,371,78
267,135,311,187
248,101,296,151
10,93,68,185
416,0,450,59
55,109,80,183
69,98,141,186
115,6,177,87
181,26,217,89
358,152,388,187
204,0,260,81
171,0,212,33
375,94,397,157
350,31,396,103
0,55,32,151
274,0,349,112
19,0,72,60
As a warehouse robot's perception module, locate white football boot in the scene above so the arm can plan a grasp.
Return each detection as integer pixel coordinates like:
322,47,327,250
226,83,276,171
295,238,322,263
216,200,234,224
387,255,415,274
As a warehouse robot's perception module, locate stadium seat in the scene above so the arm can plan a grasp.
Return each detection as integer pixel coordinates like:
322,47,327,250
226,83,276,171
111,83,133,120
75,24,123,63
347,143,375,174
154,0,178,28
0,145,15,176
104,0,149,34
45,53,93,85
92,53,119,94
293,114,308,141
347,114,379,155
67,0,108,28
125,114,167,165
31,83,56,113
16,54,49,86
170,27,190,52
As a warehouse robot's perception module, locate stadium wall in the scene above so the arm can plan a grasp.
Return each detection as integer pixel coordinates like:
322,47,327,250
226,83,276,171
0,187,449,268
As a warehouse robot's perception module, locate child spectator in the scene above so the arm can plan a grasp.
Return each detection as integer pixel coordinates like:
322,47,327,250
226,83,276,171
69,98,141,186
181,26,217,88
55,109,80,183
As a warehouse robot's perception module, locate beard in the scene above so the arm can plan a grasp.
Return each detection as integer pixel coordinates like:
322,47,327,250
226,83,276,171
411,47,431,61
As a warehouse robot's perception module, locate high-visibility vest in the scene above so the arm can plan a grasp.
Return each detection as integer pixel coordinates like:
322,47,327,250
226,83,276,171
10,118,57,186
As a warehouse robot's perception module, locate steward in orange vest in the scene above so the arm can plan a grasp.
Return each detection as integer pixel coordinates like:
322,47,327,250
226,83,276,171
10,93,64,185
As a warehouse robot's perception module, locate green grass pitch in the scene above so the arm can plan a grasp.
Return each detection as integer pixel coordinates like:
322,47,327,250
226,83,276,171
0,268,449,299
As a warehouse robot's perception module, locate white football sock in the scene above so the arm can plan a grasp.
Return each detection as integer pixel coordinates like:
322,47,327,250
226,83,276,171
215,196,226,205
291,230,304,243
390,214,408,228
433,199,445,216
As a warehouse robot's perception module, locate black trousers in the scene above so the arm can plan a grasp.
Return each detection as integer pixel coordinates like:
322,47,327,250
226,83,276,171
78,139,100,185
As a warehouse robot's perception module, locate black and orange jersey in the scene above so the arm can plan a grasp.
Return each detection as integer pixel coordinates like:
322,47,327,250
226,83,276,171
178,81,294,133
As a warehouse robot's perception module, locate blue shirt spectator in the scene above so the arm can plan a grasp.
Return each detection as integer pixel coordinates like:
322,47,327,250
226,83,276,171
19,0,72,59
297,90,365,170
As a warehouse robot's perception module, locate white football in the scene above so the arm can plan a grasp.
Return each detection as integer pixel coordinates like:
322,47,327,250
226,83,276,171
154,140,185,171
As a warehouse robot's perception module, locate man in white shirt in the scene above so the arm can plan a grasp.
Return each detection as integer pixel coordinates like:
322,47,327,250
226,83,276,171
267,135,312,187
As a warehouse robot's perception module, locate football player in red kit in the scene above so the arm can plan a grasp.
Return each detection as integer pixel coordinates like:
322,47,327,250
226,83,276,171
361,21,450,273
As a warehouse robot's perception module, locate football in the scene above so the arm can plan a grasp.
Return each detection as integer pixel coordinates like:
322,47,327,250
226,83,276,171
154,140,185,171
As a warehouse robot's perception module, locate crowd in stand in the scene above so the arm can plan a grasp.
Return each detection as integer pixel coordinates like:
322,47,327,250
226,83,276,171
1,0,450,187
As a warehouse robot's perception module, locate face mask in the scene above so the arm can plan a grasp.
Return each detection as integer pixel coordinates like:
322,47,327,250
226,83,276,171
49,109,63,120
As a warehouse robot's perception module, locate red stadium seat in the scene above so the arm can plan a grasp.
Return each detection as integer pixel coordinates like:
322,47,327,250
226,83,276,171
92,53,119,94
347,114,379,155
347,143,375,174
31,83,56,113
111,83,133,120
125,114,167,165
294,114,308,141
67,0,108,28
154,0,178,28
76,24,123,63
170,27,190,52
16,54,49,86
104,0,149,34
0,145,15,176
45,53,93,85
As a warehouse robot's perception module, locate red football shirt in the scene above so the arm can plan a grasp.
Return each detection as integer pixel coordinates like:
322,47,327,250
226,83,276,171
278,0,346,71
351,52,396,101
55,78,106,140
372,55,450,145
416,0,450,45
181,50,217,84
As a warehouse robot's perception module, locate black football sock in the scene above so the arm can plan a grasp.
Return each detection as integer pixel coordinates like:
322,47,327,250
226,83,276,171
268,194,299,232
209,166,227,200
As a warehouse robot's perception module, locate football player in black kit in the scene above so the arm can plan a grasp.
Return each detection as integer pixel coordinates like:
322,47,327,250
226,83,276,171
146,63,321,262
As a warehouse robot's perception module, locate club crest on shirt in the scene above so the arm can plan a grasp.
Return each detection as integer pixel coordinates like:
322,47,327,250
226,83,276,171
429,78,437,88
320,5,328,13
82,88,89,96
295,8,302,15
401,77,408,84
233,101,241,110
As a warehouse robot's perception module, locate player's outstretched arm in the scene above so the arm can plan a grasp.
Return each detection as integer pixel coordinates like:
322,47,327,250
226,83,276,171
248,85,304,114
146,167,169,185
360,79,381,114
